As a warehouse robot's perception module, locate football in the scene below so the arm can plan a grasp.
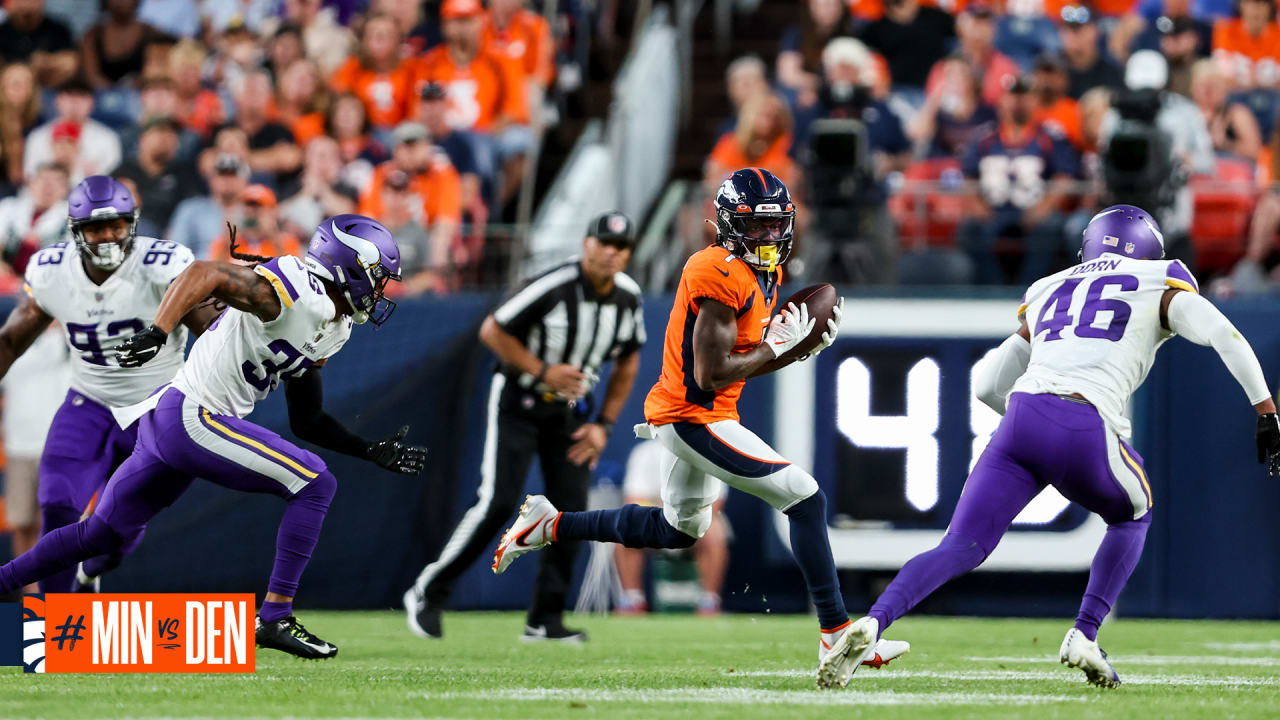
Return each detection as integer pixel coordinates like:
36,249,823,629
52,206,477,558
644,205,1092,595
777,283,839,360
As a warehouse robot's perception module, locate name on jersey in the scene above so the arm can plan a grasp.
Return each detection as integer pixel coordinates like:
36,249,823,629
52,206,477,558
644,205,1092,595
85,308,115,318
1070,258,1123,275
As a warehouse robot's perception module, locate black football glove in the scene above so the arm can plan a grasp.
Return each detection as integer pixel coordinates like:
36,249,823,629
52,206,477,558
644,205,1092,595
116,325,168,368
367,426,428,475
1256,413,1280,478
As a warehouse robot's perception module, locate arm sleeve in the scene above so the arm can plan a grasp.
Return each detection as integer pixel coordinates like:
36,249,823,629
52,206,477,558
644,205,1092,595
284,369,371,459
1167,290,1271,405
973,333,1031,415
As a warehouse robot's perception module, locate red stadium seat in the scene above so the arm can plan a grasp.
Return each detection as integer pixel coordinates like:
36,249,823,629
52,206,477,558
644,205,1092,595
1190,157,1259,274
889,158,966,247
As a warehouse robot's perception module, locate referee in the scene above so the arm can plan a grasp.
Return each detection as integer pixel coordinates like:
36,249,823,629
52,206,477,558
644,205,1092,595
404,211,645,641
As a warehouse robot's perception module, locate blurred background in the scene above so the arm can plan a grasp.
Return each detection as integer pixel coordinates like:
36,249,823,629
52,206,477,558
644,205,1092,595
0,0,1276,620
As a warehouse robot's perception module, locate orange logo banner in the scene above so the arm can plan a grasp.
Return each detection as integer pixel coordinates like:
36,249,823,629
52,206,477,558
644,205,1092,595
25,594,255,673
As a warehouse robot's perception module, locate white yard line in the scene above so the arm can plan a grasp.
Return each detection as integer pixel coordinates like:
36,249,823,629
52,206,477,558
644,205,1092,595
730,669,1278,686
1202,641,1280,653
411,687,1085,706
966,655,1280,667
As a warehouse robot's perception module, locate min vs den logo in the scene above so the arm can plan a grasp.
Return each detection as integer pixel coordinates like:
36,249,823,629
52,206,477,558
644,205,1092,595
23,594,255,673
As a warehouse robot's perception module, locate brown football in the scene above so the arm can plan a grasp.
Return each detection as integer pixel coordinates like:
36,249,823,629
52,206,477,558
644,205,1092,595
777,283,838,361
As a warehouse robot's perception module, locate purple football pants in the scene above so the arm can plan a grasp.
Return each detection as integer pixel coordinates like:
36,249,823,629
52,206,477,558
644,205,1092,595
869,392,1152,641
36,390,143,592
0,387,336,599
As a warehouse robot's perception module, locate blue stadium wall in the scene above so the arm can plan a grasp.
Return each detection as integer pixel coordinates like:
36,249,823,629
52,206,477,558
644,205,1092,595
1,292,1276,620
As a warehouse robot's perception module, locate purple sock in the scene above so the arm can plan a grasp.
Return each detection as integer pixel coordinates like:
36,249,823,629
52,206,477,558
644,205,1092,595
259,600,292,622
1075,516,1150,641
37,505,84,593
266,472,335,598
0,516,123,594
868,532,987,638
81,529,146,579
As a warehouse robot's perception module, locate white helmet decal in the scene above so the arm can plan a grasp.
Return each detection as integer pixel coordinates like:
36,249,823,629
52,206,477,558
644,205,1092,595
331,220,380,268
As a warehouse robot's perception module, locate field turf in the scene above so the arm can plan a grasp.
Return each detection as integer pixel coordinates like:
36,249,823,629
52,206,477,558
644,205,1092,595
1,612,1277,718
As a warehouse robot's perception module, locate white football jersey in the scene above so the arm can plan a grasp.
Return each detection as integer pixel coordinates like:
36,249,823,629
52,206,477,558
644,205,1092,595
170,255,353,418
1012,255,1200,439
24,237,193,408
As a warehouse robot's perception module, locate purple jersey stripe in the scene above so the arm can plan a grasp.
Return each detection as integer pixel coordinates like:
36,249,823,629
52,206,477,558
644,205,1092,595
196,408,318,481
1166,260,1199,293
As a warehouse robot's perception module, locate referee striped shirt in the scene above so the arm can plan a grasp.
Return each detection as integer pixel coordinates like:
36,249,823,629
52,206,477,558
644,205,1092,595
492,260,645,393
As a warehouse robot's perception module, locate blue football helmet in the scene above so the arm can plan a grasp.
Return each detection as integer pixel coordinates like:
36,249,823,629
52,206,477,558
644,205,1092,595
712,167,795,272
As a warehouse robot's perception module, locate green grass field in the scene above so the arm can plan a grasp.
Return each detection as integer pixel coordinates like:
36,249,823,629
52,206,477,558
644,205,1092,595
1,612,1277,719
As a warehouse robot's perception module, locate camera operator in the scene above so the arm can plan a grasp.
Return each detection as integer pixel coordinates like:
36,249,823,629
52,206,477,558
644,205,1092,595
1098,50,1212,267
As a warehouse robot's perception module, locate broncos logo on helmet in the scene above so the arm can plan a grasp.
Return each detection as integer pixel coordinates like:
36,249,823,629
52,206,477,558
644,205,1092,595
712,168,795,272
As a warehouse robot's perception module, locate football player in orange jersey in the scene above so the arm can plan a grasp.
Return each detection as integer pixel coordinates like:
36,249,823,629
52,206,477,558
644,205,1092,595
493,168,908,689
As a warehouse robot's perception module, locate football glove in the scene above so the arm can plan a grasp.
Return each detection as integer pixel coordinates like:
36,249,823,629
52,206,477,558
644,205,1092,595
116,325,168,368
764,302,815,359
803,298,843,361
1256,413,1280,478
367,426,428,475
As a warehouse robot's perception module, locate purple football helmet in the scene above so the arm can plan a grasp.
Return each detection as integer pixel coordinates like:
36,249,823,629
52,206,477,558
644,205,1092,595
303,214,402,326
1079,204,1165,262
67,175,138,271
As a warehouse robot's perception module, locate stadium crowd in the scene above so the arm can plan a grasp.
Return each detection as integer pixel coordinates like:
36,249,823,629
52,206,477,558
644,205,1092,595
0,0,571,295
705,0,1280,289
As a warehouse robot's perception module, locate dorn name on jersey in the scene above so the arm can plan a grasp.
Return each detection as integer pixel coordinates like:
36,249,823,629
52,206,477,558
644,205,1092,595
24,237,194,408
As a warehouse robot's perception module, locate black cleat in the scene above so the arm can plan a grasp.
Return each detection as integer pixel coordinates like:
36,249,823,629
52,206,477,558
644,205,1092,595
255,615,338,660
522,617,587,643
403,588,443,639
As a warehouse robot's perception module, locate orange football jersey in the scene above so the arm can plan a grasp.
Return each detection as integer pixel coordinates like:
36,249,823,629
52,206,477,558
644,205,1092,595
1212,19,1280,88
644,245,781,425
330,57,417,128
483,8,554,87
358,154,463,225
412,46,530,131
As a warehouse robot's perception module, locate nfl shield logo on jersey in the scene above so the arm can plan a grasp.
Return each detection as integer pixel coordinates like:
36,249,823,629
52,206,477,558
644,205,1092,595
94,292,104,302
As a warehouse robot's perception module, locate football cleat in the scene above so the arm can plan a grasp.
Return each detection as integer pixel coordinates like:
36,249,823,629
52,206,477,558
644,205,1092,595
72,563,100,593
522,617,587,643
255,615,338,660
1059,628,1121,688
817,616,878,689
492,494,558,574
403,587,442,639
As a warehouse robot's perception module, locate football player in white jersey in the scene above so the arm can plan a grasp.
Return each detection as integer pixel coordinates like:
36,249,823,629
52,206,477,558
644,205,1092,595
0,176,220,593
830,205,1280,688
0,214,428,659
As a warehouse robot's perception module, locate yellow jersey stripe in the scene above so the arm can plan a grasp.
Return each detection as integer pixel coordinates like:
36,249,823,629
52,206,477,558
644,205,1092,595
256,267,295,308
1118,443,1152,508
1165,278,1197,293
201,409,318,479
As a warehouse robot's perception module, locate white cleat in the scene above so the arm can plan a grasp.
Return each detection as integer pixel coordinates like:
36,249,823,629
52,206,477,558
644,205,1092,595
861,637,910,669
492,494,558,575
74,563,100,593
1060,628,1122,688
816,616,878,689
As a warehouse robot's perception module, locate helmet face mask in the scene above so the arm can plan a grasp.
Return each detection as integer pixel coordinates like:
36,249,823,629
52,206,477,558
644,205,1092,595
713,168,795,272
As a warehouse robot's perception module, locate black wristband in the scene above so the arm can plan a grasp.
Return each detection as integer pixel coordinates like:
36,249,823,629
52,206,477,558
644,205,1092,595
533,362,548,384
594,417,615,437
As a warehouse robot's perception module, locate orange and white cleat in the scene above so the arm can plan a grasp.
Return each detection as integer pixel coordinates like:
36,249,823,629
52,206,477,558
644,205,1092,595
492,494,559,574
860,638,910,669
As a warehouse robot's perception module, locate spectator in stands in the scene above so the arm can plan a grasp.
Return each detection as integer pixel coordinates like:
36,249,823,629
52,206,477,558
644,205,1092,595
959,75,1079,284
0,63,41,194
1079,86,1113,152
330,13,416,131
275,58,329,148
0,0,77,88
127,75,200,161
231,69,303,187
485,0,555,100
271,0,353,75
114,117,201,233
705,92,798,191
1211,0,1280,89
0,162,69,251
327,91,388,191
169,38,225,138
205,184,302,261
1190,58,1263,160
278,135,359,239
925,3,1018,109
377,168,443,294
267,23,304,81
79,0,167,89
1110,0,1213,62
24,78,122,183
375,0,430,54
813,37,910,175
359,122,462,264
136,0,200,38
859,0,955,94
1159,16,1210,97
416,0,531,207
1236,177,1280,289
777,0,853,102
1058,4,1125,99
417,82,485,212
909,55,998,158
720,55,770,136
167,152,248,257
201,0,275,36
1031,53,1086,150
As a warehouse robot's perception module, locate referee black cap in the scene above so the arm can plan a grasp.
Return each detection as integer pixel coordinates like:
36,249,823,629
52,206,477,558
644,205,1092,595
587,211,635,246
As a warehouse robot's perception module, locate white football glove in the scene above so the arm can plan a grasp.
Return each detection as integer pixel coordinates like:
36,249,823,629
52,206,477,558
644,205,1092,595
803,297,843,361
764,302,815,359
